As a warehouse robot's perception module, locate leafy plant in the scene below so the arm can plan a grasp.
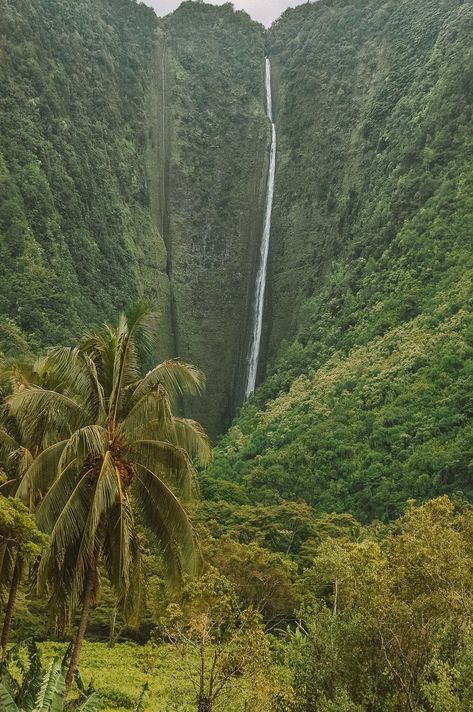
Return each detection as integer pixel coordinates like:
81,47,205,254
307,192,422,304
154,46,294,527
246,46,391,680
6,304,211,691
0,640,97,712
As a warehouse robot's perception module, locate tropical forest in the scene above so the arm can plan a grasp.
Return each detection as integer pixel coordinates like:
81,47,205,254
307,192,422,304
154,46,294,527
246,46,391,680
1,0,473,710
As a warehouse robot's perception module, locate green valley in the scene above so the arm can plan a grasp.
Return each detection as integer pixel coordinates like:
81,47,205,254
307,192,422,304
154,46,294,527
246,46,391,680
1,0,473,710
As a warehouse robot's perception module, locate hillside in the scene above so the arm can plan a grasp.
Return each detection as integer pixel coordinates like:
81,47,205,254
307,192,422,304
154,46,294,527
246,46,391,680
0,0,267,437
1,0,473,507
206,0,473,521
3,1,473,710
0,0,165,354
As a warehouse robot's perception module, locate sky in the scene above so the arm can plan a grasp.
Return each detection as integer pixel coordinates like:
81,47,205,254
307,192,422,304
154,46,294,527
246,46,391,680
142,0,306,27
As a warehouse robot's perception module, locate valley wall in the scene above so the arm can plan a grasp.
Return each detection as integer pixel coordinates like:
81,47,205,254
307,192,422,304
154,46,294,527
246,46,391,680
0,0,269,437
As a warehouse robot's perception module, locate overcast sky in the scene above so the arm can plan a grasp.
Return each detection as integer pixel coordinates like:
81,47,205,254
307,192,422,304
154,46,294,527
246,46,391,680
142,0,306,27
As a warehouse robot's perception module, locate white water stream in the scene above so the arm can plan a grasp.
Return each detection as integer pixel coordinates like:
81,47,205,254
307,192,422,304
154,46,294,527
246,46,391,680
245,58,277,399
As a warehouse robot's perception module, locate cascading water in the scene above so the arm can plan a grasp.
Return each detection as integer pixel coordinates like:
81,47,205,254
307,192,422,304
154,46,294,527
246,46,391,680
244,58,277,399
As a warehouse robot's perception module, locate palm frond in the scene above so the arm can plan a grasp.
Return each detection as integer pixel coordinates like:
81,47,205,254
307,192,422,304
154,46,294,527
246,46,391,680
102,493,143,625
41,347,105,421
37,469,94,594
58,426,108,473
103,491,133,593
119,545,144,627
133,464,199,584
73,452,119,596
7,388,88,446
15,446,34,481
171,417,212,465
35,461,83,536
131,359,205,405
0,358,37,392
0,428,21,459
125,302,158,356
108,316,139,423
16,440,68,504
119,386,174,442
79,331,115,401
125,440,194,497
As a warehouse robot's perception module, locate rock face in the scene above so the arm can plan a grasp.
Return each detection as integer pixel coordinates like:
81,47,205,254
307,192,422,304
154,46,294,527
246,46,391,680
161,3,268,436
0,0,268,437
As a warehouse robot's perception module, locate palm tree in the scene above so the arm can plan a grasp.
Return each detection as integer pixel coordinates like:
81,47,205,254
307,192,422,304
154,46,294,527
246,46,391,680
0,358,71,652
0,423,32,653
6,304,211,693
0,361,46,653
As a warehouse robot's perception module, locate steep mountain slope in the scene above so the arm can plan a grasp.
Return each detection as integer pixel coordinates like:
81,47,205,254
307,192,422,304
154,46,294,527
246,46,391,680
162,3,267,434
206,0,473,520
0,0,165,354
2,0,473,489
0,0,267,437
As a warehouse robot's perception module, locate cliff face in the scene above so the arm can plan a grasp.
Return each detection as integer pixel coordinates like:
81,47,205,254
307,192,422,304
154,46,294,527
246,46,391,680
266,0,472,360
162,3,268,436
0,0,268,437
2,0,473,484
206,0,473,520
0,0,165,354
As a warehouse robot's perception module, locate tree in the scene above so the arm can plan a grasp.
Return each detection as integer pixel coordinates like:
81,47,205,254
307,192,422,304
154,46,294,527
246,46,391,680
0,355,100,650
291,497,473,711
202,534,300,626
0,496,46,654
159,568,282,712
6,304,211,693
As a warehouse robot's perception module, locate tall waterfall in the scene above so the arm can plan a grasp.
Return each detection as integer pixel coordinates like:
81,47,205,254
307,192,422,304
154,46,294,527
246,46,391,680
245,58,277,399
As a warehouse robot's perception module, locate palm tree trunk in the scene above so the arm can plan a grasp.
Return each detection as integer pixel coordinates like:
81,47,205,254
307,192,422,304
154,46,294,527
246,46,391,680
1,555,22,653
64,567,95,695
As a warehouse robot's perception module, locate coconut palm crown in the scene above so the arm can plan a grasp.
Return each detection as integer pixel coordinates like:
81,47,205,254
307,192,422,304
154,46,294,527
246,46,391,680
5,304,211,689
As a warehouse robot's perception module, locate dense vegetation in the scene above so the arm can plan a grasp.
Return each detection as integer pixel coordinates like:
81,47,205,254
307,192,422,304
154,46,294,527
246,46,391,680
0,0,164,355
207,0,473,520
1,0,473,710
5,494,473,711
0,0,268,437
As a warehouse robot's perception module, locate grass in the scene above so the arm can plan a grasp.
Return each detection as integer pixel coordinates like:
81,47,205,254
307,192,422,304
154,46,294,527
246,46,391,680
40,641,196,712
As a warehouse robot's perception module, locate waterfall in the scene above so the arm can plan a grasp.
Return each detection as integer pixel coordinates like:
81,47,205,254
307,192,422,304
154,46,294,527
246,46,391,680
245,58,277,399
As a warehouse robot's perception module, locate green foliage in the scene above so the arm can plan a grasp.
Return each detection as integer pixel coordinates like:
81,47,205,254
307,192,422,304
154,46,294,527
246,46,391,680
5,307,210,631
158,568,289,711
0,641,98,711
0,0,164,355
34,640,290,712
206,0,473,520
200,533,300,625
0,497,46,560
289,497,473,711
